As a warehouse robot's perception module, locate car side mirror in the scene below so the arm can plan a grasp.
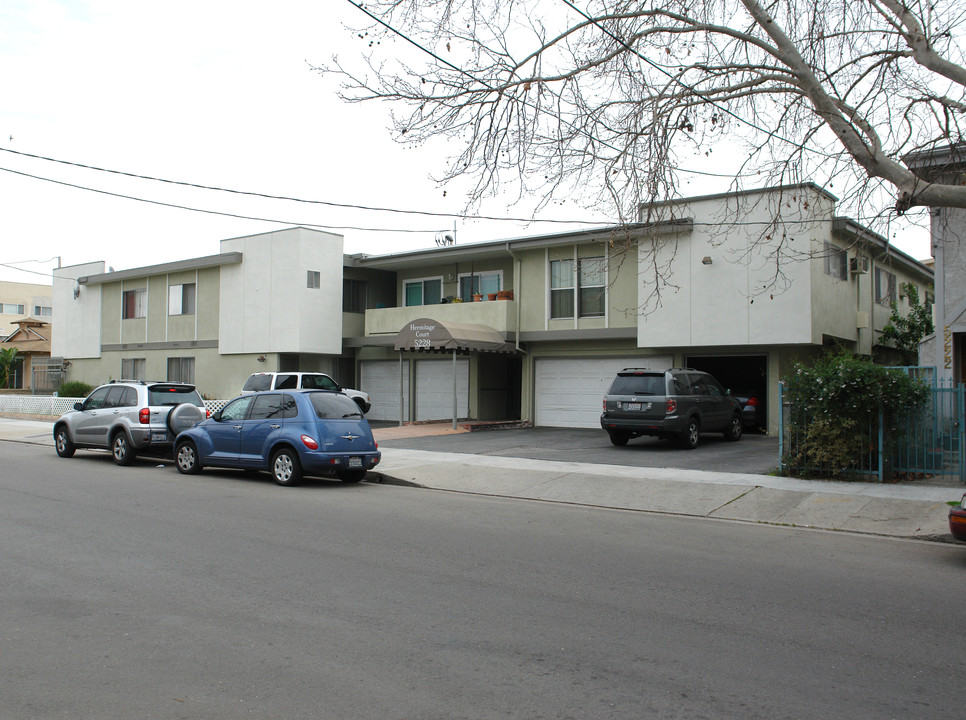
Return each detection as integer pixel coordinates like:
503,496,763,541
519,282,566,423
212,410,223,421
74,402,84,411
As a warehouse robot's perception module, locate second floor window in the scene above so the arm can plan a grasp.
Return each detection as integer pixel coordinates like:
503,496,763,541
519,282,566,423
122,289,146,319
2,303,25,314
875,268,896,306
551,257,605,318
459,272,502,301
404,278,442,306
307,271,321,289
33,305,52,316
824,243,848,280
343,278,368,313
168,283,196,315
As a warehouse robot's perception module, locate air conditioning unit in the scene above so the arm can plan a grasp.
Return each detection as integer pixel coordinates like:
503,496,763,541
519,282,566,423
849,256,870,275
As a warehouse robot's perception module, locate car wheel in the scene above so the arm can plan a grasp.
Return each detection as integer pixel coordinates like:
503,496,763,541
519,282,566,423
175,440,202,474
338,469,367,483
112,431,136,466
271,448,303,486
724,413,743,442
54,426,76,458
608,431,630,447
680,418,701,450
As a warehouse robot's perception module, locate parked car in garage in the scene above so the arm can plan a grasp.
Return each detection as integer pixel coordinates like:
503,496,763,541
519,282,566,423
53,380,208,465
731,389,765,429
600,368,743,449
241,371,371,413
950,494,966,542
174,390,381,486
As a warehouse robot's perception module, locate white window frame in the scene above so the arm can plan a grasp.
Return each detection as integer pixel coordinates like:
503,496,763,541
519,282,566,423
122,288,147,319
875,267,897,306
578,256,606,318
168,283,196,315
824,242,848,281
307,270,321,289
404,276,444,306
166,356,195,384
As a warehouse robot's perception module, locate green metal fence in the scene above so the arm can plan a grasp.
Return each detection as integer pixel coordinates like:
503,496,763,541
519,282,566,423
779,369,965,484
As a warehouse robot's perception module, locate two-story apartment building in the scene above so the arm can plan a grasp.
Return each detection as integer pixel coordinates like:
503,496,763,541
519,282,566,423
52,185,932,434
0,280,53,338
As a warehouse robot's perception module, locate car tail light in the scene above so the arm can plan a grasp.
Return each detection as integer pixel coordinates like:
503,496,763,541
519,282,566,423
139,408,150,424
300,434,319,450
206,408,211,418
745,397,760,406
665,398,677,414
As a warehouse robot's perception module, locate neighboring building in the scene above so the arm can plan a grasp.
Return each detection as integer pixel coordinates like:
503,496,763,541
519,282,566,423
0,280,53,338
52,185,932,434
904,143,966,384
1,317,52,391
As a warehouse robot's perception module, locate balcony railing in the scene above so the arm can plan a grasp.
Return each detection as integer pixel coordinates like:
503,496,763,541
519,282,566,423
365,299,517,336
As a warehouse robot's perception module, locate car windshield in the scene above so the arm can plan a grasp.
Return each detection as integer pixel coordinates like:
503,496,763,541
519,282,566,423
148,385,203,407
308,392,364,419
301,374,340,391
609,374,665,396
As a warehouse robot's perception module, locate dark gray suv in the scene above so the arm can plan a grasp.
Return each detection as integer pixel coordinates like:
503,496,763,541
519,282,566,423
53,380,208,465
600,368,742,449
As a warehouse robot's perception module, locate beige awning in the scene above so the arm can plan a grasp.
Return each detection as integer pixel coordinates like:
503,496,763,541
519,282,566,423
393,317,515,353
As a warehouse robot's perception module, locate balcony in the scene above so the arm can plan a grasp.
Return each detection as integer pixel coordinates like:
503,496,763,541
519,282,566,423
365,299,518,337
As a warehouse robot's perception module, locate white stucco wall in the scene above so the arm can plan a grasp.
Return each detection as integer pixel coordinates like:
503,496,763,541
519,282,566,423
638,189,823,347
218,228,344,355
52,262,105,359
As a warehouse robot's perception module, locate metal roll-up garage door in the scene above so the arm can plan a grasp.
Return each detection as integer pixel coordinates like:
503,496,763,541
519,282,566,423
359,360,410,421
415,358,469,421
534,356,672,428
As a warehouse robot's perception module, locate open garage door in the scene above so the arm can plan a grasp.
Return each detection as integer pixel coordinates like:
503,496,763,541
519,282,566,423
685,354,768,431
359,360,410,421
534,356,671,428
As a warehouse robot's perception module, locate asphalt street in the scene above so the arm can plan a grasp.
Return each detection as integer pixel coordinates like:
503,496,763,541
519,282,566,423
1,441,965,719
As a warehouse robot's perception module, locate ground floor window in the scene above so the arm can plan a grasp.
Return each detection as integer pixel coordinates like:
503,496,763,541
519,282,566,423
167,356,195,384
121,357,146,381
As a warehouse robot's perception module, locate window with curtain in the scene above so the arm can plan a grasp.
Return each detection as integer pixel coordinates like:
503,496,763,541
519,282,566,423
550,259,575,318
121,358,146,381
122,289,146,319
578,257,605,317
166,356,195,383
824,243,848,280
168,283,196,315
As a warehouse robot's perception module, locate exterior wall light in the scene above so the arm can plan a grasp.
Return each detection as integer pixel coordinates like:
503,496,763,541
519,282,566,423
702,256,713,265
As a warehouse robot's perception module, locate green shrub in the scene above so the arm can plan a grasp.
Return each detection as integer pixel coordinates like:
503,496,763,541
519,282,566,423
782,352,929,478
58,380,94,398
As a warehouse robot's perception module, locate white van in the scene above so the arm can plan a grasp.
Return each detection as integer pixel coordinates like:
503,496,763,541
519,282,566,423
241,372,371,413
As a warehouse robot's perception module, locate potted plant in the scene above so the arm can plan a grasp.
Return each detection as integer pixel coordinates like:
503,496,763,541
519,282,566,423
487,293,498,301
473,293,483,302
497,290,513,300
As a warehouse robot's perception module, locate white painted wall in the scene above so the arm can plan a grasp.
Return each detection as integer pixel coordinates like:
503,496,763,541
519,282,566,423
218,228,344,355
52,262,105,359
638,188,827,348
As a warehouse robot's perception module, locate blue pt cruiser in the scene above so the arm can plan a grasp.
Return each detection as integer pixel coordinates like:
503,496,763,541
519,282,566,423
174,390,381,486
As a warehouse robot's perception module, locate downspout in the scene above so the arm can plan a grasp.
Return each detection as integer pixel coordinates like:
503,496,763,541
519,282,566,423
506,244,523,352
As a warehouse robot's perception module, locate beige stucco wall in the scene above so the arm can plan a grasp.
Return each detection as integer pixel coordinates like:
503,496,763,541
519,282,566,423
0,280,53,337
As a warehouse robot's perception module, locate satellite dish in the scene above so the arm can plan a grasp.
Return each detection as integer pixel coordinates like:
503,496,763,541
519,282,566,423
435,231,455,247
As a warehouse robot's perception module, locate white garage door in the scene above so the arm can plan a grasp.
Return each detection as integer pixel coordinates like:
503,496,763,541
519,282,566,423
534,356,672,428
415,358,469,421
359,360,410,421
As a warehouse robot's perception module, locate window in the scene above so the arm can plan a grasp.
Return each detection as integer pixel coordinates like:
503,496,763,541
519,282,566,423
168,283,196,315
307,271,321,289
220,396,253,421
166,356,195,383
121,358,146,381
33,305,52,317
824,243,848,280
578,257,606,317
458,272,502,301
343,278,368,313
81,387,112,411
2,303,25,314
122,289,146,319
249,394,285,420
550,257,606,318
550,259,575,318
875,268,897,306
404,278,442,306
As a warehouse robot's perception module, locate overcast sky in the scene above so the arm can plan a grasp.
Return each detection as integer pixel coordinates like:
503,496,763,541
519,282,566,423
0,0,932,287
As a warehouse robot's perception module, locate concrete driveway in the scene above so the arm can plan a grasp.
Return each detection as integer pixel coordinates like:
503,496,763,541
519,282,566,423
372,425,781,476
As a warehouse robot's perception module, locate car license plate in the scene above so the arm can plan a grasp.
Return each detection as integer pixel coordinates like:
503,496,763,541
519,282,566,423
151,432,168,442
626,402,642,411
348,456,363,468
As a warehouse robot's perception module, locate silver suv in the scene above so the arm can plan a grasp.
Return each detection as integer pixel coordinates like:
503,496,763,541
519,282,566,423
53,380,208,465
600,368,742,449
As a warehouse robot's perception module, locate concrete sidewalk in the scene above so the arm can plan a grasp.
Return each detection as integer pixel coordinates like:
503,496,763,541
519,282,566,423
3,416,963,542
